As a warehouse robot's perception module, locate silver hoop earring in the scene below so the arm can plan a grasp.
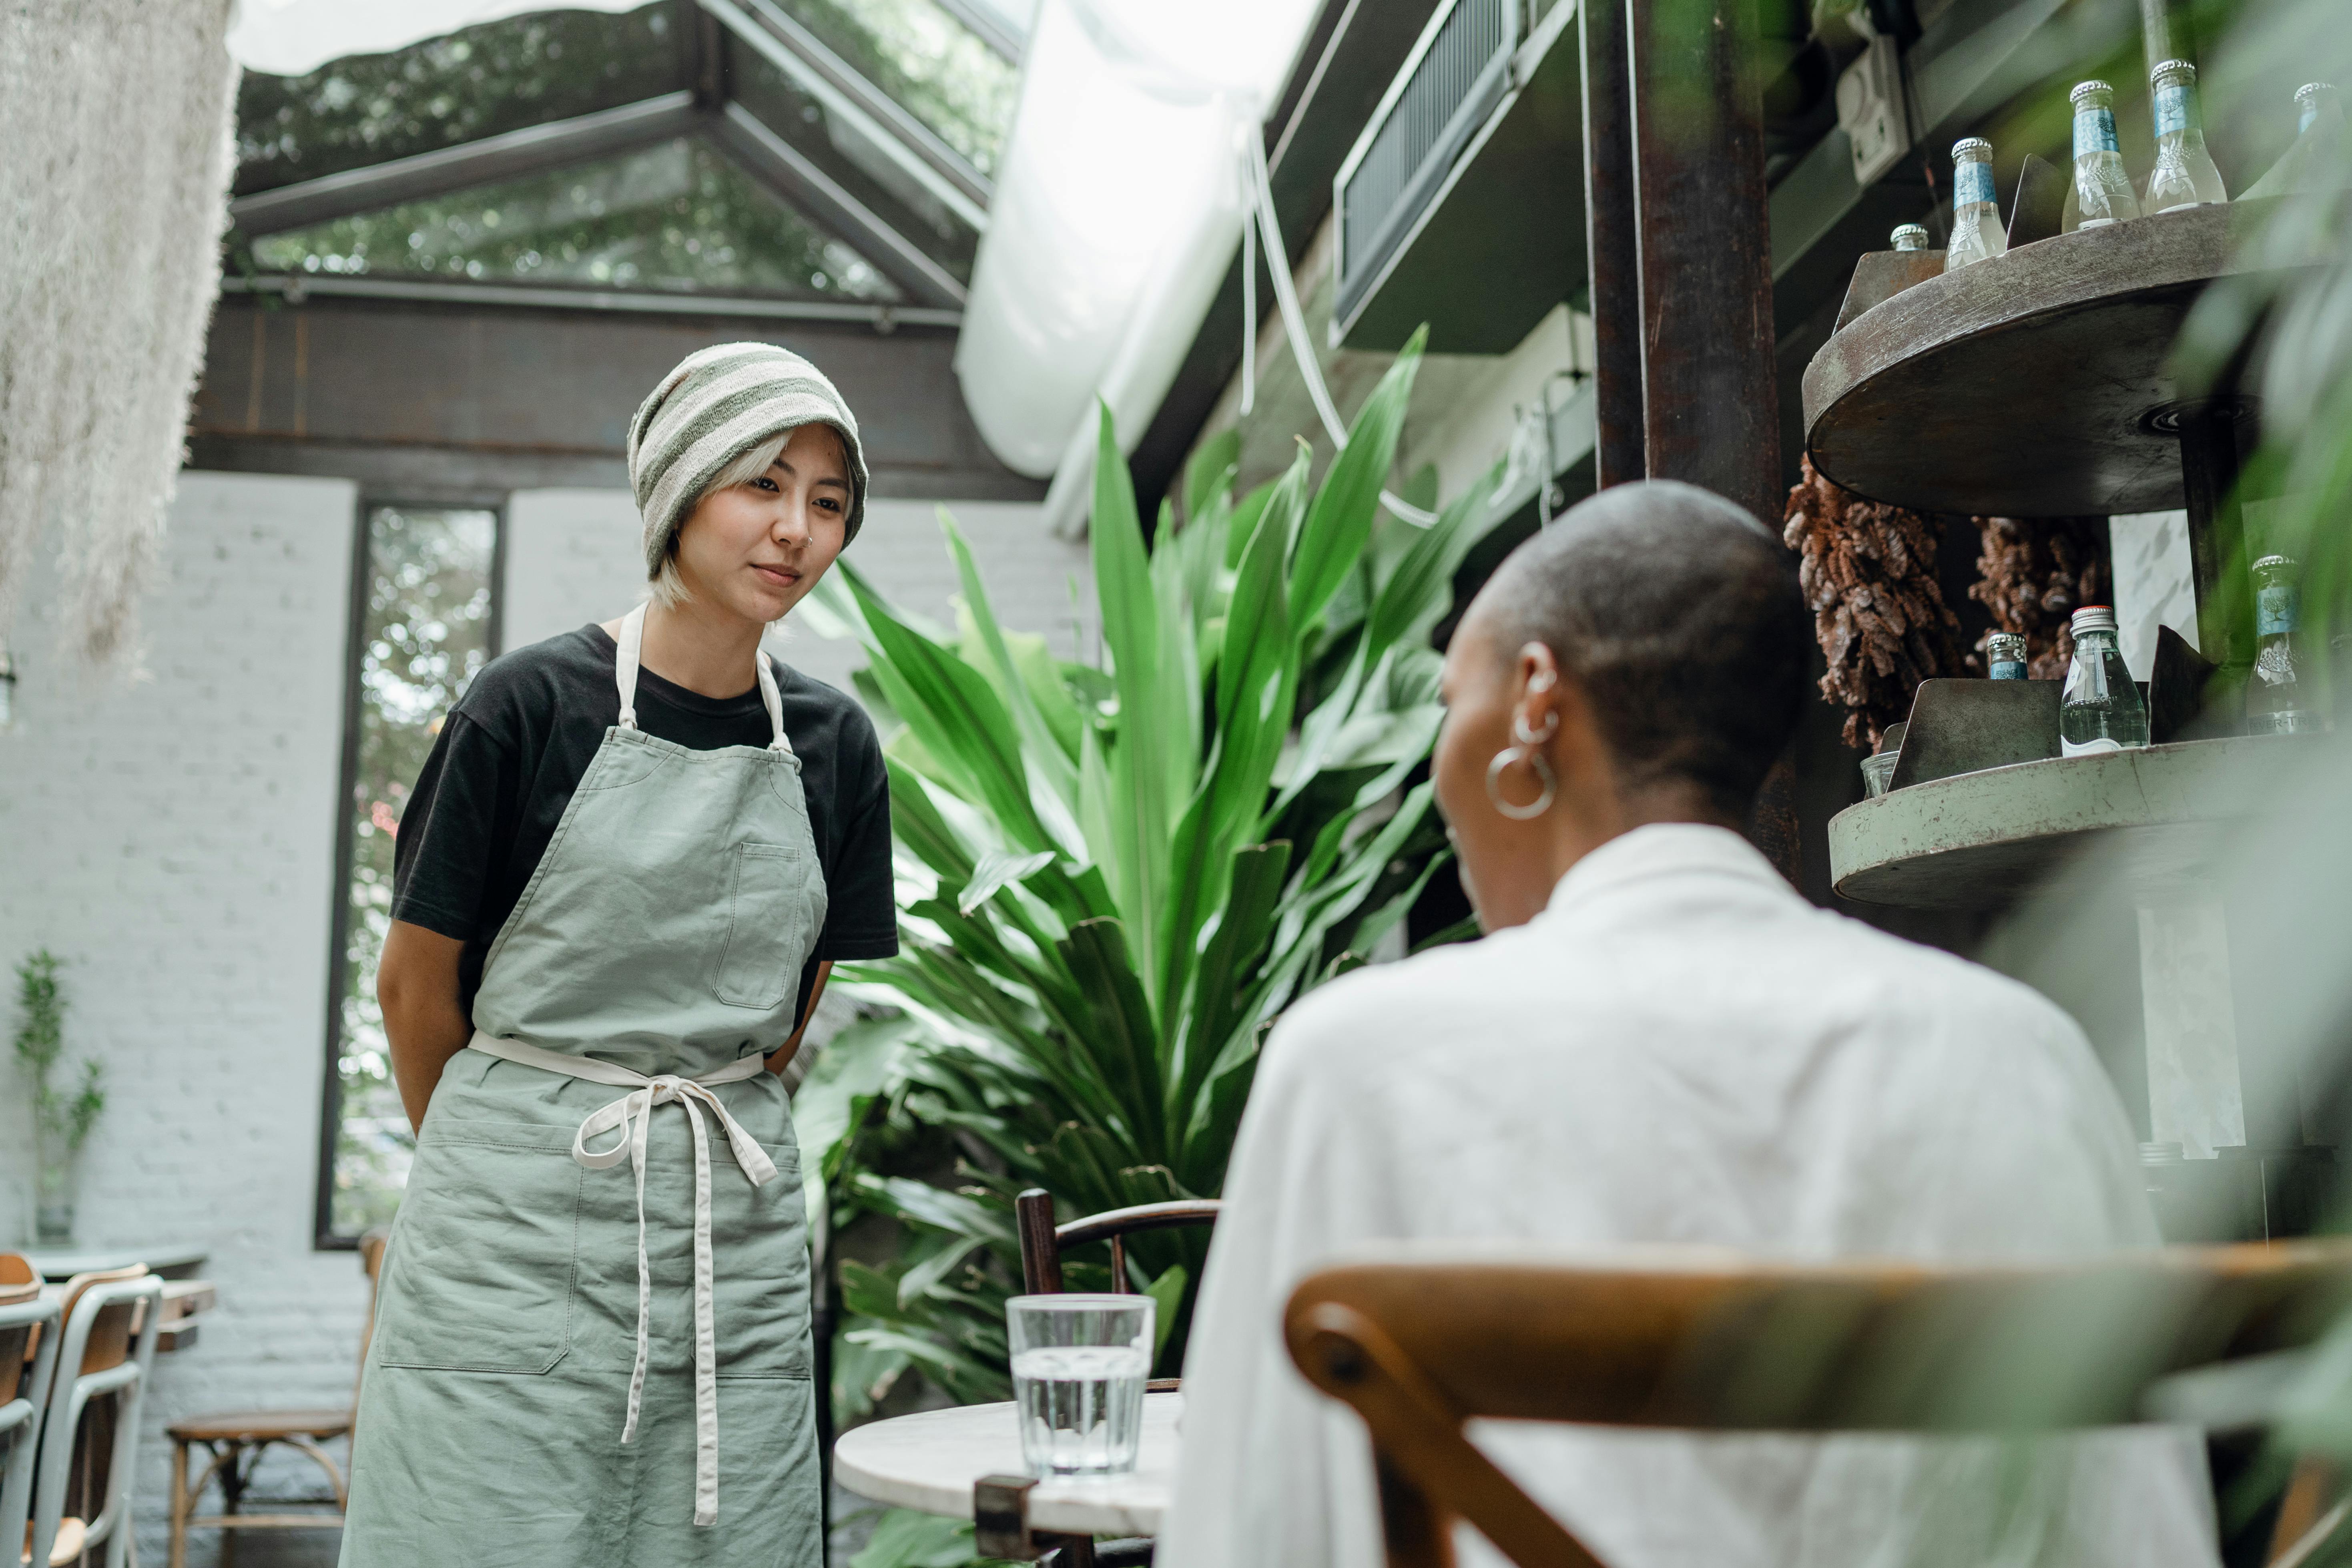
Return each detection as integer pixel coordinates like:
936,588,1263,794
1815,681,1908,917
1512,709,1559,747
1486,745,1557,820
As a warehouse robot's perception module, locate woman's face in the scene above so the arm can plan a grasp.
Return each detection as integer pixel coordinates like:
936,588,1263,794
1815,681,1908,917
673,423,851,625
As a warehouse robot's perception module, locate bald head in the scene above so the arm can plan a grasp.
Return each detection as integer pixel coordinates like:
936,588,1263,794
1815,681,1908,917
1467,480,1807,819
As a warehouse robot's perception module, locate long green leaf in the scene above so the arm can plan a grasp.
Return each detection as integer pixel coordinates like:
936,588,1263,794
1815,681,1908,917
1289,326,1427,632
1363,460,1503,666
940,509,1083,843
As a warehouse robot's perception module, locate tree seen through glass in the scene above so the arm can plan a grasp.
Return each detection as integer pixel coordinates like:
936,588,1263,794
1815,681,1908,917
330,506,498,1237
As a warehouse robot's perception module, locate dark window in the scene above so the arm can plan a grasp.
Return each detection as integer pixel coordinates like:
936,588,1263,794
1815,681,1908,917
320,503,502,1244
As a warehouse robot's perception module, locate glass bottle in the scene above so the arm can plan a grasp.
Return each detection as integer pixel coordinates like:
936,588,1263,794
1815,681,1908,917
2289,83,2344,194
2063,81,2141,231
2145,60,2228,213
1890,223,1929,251
1987,632,2028,680
2060,606,2151,755
2248,554,2322,733
1945,139,2006,272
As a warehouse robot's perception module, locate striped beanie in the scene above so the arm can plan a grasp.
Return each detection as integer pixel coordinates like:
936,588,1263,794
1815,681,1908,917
626,342,870,575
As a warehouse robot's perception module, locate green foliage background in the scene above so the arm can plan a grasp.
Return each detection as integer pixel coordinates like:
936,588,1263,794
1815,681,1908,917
792,330,1502,1425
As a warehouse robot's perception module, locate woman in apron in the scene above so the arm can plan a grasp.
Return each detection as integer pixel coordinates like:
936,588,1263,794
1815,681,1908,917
341,343,897,1566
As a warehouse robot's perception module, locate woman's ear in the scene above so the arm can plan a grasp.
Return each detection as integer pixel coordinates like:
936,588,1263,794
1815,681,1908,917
1514,642,1563,743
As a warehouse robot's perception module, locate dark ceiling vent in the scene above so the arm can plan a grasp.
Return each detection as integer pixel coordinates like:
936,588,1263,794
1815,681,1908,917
1332,0,1520,341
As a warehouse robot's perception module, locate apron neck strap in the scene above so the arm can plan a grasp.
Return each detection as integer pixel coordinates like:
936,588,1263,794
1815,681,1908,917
616,603,647,731
616,604,795,756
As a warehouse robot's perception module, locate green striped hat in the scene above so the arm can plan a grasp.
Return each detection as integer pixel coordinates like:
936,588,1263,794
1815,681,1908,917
626,342,870,574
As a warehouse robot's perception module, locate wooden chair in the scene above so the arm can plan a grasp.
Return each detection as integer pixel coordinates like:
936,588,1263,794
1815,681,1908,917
1283,1240,2352,1568
28,1265,165,1568
1013,1191,1221,1302
1,1264,62,1568
1009,1193,1220,1568
166,1227,390,1568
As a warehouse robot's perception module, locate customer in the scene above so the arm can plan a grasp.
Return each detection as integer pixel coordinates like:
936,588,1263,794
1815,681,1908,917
1159,481,2213,1568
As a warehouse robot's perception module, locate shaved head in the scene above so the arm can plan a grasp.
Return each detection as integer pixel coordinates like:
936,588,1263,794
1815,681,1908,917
1467,480,1807,819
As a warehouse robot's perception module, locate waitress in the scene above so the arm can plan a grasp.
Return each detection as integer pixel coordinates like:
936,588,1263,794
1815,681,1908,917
342,343,897,1566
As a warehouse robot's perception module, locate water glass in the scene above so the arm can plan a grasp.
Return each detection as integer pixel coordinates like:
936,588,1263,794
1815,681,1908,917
1007,1294,1153,1478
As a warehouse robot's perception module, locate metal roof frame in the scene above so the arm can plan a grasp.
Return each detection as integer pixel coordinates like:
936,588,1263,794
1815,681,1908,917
229,0,992,311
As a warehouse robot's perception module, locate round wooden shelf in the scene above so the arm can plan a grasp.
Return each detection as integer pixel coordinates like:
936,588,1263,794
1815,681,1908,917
1801,201,2289,519
1828,736,2299,911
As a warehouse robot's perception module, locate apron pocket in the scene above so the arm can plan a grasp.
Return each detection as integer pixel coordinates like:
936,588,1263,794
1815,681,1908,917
712,1144,812,1377
375,1120,581,1374
712,841,815,1009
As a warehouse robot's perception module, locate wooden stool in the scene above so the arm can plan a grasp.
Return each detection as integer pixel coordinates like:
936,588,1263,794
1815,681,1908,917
165,1228,387,1568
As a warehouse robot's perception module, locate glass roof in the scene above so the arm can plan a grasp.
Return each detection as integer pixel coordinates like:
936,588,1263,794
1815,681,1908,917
244,135,901,299
230,0,1015,303
765,0,1016,176
235,5,686,197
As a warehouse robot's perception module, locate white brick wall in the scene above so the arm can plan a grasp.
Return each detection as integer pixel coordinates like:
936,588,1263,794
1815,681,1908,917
0,476,1088,1561
0,472,365,1561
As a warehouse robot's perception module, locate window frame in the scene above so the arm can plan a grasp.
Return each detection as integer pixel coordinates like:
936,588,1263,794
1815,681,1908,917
314,491,508,1251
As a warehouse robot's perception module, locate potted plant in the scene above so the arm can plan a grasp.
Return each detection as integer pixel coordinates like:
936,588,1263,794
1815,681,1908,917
14,951,105,1245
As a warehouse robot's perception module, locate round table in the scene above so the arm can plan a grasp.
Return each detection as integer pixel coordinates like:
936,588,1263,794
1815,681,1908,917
833,1391,1182,1539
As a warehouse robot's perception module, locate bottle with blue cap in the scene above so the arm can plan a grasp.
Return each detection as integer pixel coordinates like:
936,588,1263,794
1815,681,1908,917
2059,606,2150,755
2288,83,2344,194
1987,632,2028,681
1944,139,2006,272
1890,223,1929,251
2248,554,2322,734
2145,60,2228,212
2063,80,2141,232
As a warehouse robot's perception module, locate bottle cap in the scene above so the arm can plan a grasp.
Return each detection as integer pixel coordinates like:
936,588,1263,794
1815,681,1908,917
2069,80,2113,106
1890,223,1929,249
2253,553,2296,572
1953,136,1993,160
2069,605,2118,634
2151,59,2196,82
1987,632,2027,661
2298,83,2336,107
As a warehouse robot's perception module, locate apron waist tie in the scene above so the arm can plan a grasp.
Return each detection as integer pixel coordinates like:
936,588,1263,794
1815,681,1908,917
466,1031,778,1528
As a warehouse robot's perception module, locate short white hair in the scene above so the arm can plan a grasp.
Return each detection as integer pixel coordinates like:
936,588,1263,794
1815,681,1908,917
645,433,792,609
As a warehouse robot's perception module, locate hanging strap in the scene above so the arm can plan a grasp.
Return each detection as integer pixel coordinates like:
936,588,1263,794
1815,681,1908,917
614,602,796,757
464,1031,779,1528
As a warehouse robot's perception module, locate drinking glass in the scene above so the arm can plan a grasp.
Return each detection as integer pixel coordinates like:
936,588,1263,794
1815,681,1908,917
1007,1295,1153,1478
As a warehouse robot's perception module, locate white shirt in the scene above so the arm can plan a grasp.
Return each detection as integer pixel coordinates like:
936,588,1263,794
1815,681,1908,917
1160,823,2216,1568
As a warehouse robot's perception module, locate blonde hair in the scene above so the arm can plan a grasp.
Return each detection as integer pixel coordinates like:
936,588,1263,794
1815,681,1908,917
646,434,790,609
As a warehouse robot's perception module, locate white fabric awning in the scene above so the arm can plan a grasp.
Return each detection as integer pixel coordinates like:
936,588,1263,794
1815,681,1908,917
225,0,650,76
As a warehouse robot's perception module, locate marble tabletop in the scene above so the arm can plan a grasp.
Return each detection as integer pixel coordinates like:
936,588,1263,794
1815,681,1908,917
833,1391,1182,1538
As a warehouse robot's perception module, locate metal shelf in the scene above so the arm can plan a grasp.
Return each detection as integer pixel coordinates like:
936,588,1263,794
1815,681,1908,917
1800,201,2289,519
1828,735,2304,911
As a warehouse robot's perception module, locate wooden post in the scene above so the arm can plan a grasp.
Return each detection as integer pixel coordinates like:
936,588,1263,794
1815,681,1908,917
1579,0,1645,490
1624,0,1781,526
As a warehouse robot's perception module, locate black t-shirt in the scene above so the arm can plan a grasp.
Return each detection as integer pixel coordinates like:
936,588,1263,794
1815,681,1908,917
390,624,897,1026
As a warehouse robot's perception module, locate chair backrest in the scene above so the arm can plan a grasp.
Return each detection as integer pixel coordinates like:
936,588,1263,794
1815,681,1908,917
1284,1241,2352,1568
0,1280,44,1409
54,1266,146,1378
354,1227,391,1410
30,1271,164,1568
0,1292,64,1568
1014,1190,1221,1295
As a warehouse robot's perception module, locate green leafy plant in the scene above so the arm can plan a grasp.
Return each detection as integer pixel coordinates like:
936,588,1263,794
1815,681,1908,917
796,328,1500,1424
14,950,104,1241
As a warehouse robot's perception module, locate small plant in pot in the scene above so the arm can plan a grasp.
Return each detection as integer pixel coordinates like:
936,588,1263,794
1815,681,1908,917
14,951,104,1245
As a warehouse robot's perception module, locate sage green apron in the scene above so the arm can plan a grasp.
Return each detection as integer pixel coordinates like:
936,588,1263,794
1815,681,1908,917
341,604,829,1568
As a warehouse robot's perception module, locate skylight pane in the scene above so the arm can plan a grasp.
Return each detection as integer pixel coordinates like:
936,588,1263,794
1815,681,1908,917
244,136,902,300
765,0,1017,176
235,3,682,197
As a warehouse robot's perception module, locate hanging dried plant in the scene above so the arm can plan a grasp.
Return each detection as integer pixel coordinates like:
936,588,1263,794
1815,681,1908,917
0,1,239,668
1782,456,1976,751
1968,516,2110,679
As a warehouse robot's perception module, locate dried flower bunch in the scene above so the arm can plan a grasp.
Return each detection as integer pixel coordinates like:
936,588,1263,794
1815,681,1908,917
1782,456,1976,751
1969,515,2111,680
